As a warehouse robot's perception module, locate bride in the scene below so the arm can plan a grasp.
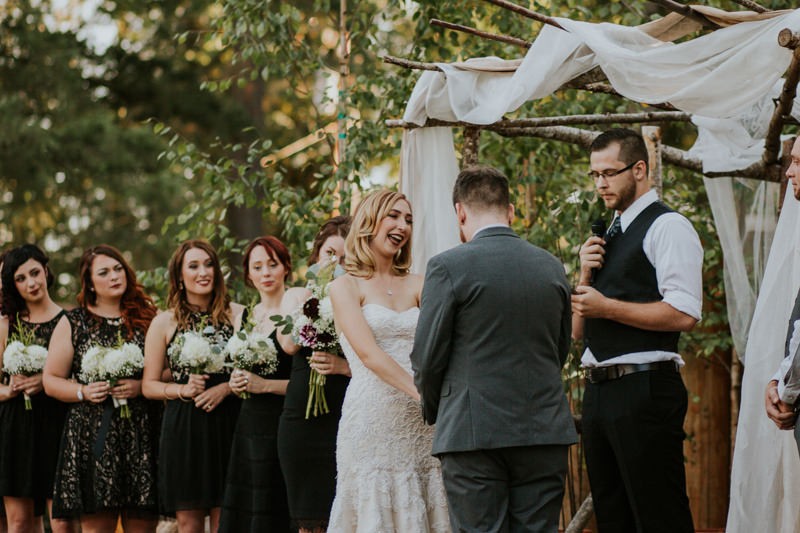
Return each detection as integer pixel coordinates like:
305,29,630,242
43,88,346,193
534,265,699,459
326,190,451,532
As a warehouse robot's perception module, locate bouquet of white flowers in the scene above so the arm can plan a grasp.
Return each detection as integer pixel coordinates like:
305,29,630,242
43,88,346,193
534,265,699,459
79,335,144,418
274,257,340,418
226,314,278,399
167,321,228,376
3,320,48,410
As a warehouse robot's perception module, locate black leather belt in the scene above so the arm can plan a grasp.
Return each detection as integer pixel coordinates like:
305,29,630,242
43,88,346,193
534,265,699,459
585,361,680,384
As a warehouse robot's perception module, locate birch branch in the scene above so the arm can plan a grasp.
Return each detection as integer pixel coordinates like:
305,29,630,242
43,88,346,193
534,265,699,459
649,0,720,30
729,0,769,13
430,18,531,49
481,0,564,30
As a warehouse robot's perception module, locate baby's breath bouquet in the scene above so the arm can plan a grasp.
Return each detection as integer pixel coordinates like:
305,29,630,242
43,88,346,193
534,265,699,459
79,333,144,418
226,309,278,399
3,319,48,410
167,319,228,375
274,257,340,418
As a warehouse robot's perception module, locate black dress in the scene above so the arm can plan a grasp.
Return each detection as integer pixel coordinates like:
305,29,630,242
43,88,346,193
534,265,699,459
52,308,161,519
0,311,68,515
158,314,240,514
277,348,349,530
219,330,293,532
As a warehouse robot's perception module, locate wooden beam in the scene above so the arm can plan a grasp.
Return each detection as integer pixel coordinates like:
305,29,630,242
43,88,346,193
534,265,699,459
481,0,564,30
762,29,800,168
430,18,531,49
385,111,692,130
490,124,770,179
729,0,769,13
648,0,720,30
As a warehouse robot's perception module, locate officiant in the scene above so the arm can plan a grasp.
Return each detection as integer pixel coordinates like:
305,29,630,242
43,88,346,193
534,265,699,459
571,128,703,532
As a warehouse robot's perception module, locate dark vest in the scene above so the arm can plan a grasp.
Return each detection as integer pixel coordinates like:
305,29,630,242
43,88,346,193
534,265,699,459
584,201,681,361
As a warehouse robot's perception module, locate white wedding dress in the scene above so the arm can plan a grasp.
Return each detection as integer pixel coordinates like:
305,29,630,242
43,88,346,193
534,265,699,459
328,304,451,533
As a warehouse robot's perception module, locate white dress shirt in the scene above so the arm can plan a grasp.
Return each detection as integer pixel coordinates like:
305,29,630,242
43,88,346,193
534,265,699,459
582,189,704,368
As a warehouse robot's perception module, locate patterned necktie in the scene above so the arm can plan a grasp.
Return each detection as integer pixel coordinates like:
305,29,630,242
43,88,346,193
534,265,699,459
606,216,622,240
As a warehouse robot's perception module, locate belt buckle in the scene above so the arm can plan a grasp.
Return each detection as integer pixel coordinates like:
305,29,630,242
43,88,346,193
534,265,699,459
586,367,608,384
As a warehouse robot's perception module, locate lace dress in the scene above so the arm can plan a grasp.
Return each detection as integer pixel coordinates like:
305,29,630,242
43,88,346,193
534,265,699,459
52,308,161,519
328,304,450,533
219,330,293,533
158,314,241,514
0,311,68,514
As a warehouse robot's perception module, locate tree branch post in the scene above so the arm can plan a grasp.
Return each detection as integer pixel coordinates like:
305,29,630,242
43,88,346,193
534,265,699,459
643,126,663,200
564,495,594,533
730,0,769,13
462,127,481,167
762,29,800,177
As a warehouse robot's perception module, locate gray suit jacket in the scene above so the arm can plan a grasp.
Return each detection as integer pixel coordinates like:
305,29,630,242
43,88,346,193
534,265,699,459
410,226,578,456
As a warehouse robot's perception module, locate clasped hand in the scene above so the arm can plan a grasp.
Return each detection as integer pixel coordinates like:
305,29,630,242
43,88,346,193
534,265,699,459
10,373,43,397
309,350,349,376
765,380,797,430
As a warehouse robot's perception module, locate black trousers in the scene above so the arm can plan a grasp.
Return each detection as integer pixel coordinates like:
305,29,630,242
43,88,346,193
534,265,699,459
582,370,694,533
439,444,568,533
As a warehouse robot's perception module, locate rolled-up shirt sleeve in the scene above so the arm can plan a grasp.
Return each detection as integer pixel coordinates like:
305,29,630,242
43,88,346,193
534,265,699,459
644,212,703,321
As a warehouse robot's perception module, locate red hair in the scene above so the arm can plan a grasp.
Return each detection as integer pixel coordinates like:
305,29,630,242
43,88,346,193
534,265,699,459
77,245,157,339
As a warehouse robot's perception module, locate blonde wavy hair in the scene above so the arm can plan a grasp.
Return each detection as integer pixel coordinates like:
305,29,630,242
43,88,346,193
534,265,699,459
344,190,412,278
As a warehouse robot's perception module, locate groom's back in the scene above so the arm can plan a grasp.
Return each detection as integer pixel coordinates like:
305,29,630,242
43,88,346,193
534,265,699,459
428,228,578,455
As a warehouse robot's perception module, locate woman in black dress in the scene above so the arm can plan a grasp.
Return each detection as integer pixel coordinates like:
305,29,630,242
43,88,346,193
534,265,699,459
0,245,73,532
43,245,160,533
219,236,303,532
142,239,242,533
276,216,352,532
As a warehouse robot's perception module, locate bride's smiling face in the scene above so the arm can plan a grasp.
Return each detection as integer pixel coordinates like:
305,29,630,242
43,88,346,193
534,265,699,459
370,199,412,258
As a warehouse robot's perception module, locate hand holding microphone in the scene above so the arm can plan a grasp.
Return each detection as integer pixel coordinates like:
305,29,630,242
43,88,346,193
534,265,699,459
588,218,606,285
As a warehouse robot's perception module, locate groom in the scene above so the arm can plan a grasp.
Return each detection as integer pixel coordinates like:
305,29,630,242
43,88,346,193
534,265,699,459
411,165,578,532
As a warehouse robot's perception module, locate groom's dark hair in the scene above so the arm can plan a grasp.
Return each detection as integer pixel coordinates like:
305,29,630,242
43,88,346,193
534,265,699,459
452,165,510,212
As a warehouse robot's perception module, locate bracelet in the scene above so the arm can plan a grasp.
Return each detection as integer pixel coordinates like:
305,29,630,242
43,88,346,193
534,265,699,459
177,385,192,403
163,383,177,401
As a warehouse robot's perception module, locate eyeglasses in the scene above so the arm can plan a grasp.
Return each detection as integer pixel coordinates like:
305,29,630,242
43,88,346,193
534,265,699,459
587,160,640,181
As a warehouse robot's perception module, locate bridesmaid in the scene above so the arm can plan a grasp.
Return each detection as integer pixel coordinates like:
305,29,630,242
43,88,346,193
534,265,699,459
276,216,352,533
43,245,161,532
142,239,242,533
219,236,301,532
0,245,72,532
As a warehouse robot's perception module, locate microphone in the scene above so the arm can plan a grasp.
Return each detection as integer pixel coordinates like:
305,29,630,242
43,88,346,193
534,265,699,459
589,218,606,285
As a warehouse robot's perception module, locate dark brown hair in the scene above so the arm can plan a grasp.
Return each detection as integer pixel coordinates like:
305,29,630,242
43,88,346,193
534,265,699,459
77,244,157,339
452,165,510,213
309,215,351,266
589,128,649,172
1,244,55,323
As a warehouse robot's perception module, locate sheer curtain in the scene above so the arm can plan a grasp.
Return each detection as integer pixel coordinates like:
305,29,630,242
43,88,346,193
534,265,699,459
399,9,800,531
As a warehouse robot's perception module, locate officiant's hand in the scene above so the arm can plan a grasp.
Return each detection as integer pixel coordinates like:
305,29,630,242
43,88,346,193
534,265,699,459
571,286,607,319
579,236,606,284
110,378,141,400
765,380,796,430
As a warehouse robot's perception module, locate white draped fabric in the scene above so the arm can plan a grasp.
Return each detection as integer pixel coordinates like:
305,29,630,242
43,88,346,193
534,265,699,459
399,8,800,531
